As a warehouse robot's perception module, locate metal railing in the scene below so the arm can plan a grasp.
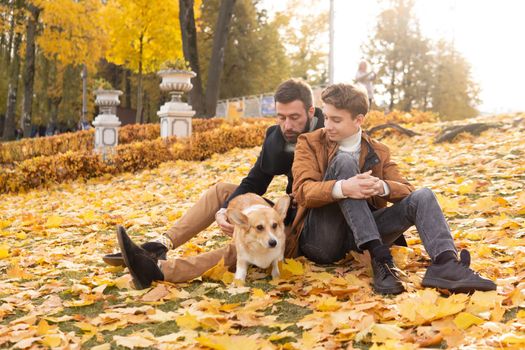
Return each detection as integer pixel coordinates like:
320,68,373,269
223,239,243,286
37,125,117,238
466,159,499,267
216,85,327,118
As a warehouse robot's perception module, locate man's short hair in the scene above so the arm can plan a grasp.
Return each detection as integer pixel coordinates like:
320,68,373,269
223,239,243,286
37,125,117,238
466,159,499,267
321,84,369,118
274,79,314,112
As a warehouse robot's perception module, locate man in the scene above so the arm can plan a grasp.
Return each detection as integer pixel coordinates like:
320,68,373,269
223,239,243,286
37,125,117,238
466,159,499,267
291,83,496,295
106,79,325,289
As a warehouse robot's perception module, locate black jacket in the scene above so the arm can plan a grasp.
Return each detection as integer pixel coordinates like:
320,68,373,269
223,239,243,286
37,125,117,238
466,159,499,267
223,108,325,208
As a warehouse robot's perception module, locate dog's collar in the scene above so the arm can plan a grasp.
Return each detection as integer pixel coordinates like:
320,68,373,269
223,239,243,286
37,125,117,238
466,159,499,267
242,204,269,215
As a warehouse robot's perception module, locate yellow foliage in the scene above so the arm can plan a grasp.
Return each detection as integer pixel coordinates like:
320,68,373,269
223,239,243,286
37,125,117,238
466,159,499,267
316,296,341,311
364,109,438,129
104,0,182,74
175,312,200,330
202,258,235,284
279,258,304,279
0,121,271,194
36,0,107,69
0,118,271,165
0,244,9,259
453,312,484,329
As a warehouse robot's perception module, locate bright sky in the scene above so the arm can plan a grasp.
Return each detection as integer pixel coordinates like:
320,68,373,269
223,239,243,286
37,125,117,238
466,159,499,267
333,0,525,113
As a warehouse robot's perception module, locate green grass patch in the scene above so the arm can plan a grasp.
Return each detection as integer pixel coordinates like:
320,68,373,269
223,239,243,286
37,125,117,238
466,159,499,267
264,300,312,323
503,306,524,323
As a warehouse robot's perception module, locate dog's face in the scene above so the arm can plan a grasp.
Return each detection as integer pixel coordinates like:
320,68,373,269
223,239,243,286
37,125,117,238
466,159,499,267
227,196,290,250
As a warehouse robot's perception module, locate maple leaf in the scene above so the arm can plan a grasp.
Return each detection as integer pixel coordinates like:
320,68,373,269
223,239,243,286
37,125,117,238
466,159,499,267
44,215,64,228
203,258,235,284
279,258,304,279
41,334,62,347
316,296,341,312
113,335,155,348
453,312,484,329
196,335,262,350
175,312,200,330
0,244,9,259
141,284,169,302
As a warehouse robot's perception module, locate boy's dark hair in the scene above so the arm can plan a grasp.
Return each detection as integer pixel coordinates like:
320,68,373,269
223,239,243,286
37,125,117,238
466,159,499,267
321,84,369,118
274,79,314,112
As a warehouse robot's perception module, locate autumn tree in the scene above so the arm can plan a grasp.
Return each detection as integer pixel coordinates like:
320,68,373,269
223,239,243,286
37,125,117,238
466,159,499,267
274,0,329,86
30,0,106,133
364,0,479,119
104,0,183,123
364,0,433,111
431,40,479,120
198,0,289,100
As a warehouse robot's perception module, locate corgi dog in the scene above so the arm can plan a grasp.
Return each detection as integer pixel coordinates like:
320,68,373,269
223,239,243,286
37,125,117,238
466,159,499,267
226,193,290,282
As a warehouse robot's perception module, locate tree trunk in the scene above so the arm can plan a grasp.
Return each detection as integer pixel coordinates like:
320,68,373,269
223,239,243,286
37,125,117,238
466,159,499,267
46,96,61,135
5,0,16,68
125,69,131,109
388,65,396,111
45,61,62,135
22,4,40,138
2,32,22,141
179,0,205,116
135,37,144,124
204,0,236,118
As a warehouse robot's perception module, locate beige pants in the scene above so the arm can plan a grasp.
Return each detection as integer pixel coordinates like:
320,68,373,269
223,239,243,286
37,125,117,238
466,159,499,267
159,182,238,283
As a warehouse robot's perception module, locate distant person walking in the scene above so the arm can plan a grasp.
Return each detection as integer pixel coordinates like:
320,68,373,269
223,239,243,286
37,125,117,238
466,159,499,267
355,60,376,108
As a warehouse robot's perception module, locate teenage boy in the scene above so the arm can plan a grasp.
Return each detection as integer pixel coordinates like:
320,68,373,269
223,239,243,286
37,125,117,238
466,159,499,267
291,83,496,295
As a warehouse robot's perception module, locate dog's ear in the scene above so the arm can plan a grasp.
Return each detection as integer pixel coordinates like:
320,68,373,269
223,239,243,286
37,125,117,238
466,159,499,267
273,195,291,220
226,208,249,229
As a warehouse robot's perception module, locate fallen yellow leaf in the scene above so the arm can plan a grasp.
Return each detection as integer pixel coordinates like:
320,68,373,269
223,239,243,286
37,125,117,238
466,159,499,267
41,334,62,347
36,319,50,336
316,296,341,311
114,335,155,348
279,258,304,278
453,312,484,329
175,312,200,330
0,244,9,259
44,215,64,228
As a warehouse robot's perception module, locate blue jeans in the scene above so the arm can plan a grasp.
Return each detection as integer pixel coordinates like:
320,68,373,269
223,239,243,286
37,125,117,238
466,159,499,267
299,152,457,264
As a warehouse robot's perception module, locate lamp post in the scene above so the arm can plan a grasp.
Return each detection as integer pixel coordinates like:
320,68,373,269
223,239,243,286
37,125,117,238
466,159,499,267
329,0,335,84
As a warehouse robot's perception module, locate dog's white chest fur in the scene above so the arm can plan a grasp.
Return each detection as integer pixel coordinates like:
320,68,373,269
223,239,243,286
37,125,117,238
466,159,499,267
238,245,282,269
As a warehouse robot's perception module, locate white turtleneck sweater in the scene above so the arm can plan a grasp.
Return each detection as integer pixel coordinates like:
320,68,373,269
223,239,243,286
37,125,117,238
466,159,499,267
331,128,390,199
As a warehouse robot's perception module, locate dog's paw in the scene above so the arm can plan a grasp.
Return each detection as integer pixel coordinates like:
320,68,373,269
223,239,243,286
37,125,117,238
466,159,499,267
231,278,245,287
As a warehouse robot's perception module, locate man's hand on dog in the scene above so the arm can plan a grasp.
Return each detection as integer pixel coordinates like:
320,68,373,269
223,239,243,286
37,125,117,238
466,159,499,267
215,209,234,236
341,170,385,199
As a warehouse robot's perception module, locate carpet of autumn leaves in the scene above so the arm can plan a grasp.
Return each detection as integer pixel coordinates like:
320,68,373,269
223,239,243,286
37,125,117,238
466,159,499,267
0,113,524,349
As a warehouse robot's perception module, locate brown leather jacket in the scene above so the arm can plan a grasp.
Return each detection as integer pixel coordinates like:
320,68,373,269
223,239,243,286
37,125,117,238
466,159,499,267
285,128,415,258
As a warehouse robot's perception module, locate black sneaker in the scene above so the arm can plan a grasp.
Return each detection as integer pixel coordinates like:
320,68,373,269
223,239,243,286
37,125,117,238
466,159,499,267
116,225,165,289
103,240,168,267
371,257,405,295
422,250,496,293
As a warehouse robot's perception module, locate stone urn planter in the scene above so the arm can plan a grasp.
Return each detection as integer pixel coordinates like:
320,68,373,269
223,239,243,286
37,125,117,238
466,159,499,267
92,89,123,155
157,69,196,138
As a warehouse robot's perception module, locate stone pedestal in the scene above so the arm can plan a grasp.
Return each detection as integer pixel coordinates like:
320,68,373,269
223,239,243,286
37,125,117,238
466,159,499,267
157,69,196,138
92,89,123,156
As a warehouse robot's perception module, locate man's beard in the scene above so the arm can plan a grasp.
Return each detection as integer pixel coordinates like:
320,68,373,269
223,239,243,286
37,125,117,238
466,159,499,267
283,116,312,143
